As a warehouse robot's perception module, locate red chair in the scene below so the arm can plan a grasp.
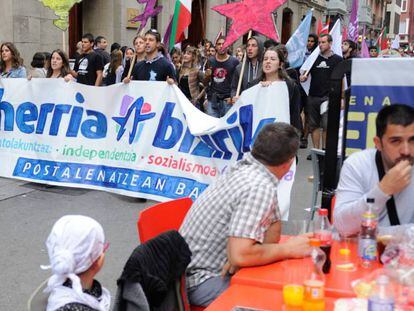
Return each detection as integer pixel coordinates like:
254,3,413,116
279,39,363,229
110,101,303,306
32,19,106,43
137,198,205,311
137,197,193,243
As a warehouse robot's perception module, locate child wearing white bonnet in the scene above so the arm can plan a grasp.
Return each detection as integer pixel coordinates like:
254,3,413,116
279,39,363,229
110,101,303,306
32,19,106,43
42,215,111,311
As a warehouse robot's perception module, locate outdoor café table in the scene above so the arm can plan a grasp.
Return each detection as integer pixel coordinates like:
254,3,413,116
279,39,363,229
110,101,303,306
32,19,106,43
205,284,337,310
231,236,382,298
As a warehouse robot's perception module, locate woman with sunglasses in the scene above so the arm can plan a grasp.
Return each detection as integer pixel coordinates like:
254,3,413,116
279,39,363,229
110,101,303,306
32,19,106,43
177,46,205,110
42,215,110,311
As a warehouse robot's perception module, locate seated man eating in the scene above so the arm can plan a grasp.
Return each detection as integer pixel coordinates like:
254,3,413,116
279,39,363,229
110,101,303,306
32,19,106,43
180,123,312,307
334,104,414,237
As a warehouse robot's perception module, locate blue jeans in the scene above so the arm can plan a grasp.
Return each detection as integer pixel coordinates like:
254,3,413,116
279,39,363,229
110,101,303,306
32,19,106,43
187,276,230,307
207,98,232,118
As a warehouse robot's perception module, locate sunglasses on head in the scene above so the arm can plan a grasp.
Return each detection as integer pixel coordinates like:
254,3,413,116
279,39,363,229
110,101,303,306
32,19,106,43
103,242,110,253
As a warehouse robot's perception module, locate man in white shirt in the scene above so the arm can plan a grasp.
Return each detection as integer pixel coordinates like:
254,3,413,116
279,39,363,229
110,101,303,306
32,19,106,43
334,104,414,236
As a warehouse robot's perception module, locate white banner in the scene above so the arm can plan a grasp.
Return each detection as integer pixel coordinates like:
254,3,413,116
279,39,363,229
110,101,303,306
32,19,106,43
0,79,295,219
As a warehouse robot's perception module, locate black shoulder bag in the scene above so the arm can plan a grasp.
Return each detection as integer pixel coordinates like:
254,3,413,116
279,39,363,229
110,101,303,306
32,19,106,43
375,151,401,225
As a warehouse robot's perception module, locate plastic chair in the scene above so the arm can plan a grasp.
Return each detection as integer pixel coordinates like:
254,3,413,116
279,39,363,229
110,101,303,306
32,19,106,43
310,148,326,219
137,197,193,243
310,149,341,220
137,198,205,311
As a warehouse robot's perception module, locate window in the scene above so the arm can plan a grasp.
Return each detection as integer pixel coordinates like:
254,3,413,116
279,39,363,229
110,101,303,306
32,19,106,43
401,0,407,12
399,20,407,33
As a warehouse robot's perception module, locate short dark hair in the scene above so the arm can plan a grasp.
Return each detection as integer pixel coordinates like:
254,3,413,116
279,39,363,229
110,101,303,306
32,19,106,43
145,29,161,42
31,52,46,68
95,35,106,46
308,33,319,52
376,104,414,138
252,123,299,166
344,39,357,52
82,33,94,43
215,35,226,45
369,46,378,51
111,42,121,53
320,33,333,42
264,39,279,49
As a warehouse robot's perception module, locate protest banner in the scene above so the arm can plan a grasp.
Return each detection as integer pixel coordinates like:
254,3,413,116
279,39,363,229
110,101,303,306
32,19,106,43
0,79,295,219
347,58,414,155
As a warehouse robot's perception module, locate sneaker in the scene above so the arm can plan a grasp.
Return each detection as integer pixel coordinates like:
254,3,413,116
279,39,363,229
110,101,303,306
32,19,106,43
307,154,312,161
300,139,308,149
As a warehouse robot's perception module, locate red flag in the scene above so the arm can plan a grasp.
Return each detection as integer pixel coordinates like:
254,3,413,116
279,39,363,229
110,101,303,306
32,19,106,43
322,17,330,34
317,18,323,35
377,27,388,50
342,25,348,41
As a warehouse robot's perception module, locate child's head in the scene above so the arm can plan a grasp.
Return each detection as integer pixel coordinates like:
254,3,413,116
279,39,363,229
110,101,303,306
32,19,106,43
44,215,106,290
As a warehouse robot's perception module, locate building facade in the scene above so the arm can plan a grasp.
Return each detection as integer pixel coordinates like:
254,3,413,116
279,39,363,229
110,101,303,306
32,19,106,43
1,0,330,64
399,0,414,46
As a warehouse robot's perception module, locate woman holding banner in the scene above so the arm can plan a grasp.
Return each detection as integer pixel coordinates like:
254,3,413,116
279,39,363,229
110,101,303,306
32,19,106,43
46,49,73,81
0,42,27,78
177,46,205,110
251,47,301,130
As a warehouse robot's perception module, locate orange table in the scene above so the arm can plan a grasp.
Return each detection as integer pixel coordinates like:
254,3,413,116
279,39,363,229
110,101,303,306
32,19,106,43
232,239,381,298
205,284,337,310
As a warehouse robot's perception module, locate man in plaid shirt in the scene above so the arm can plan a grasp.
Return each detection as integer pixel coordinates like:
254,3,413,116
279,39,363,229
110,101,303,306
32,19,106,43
180,123,312,307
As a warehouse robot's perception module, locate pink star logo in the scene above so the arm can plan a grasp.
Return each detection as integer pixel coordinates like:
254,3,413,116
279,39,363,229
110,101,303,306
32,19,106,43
212,0,286,49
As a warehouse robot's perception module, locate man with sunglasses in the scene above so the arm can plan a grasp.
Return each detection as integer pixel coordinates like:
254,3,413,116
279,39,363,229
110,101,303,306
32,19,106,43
125,29,176,83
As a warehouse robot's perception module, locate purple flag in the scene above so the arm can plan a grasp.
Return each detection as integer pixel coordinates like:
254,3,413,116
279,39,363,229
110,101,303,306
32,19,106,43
348,0,359,42
360,26,370,58
130,0,163,33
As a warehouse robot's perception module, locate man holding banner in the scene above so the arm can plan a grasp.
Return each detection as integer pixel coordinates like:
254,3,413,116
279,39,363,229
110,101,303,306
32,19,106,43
180,123,312,307
230,36,264,101
128,29,176,82
334,104,414,236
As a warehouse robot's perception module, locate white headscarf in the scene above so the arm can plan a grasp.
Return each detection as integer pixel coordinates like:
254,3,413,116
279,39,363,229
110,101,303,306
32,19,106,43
41,215,110,311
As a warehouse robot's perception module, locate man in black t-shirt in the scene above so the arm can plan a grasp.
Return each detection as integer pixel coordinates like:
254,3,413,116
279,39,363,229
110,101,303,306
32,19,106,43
126,29,176,82
300,34,342,149
205,37,239,118
73,33,104,86
94,35,111,64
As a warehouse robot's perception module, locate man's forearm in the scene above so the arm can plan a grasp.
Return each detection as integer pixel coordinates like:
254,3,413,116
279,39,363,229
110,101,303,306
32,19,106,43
229,242,290,267
95,71,103,86
263,221,281,244
334,184,389,236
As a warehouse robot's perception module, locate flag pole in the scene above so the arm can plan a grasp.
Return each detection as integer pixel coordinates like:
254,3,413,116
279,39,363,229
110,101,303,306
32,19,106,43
127,29,145,79
235,30,252,97
62,31,66,53
198,0,205,40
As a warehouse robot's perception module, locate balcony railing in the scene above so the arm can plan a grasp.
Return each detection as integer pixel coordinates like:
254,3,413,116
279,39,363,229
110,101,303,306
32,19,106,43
327,0,347,14
359,5,373,24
